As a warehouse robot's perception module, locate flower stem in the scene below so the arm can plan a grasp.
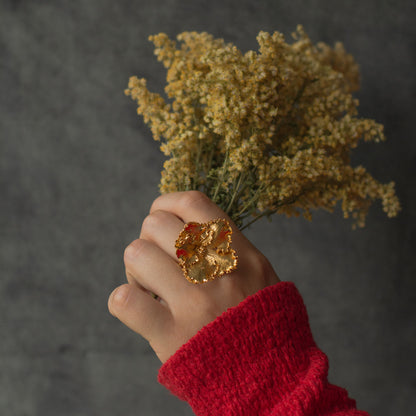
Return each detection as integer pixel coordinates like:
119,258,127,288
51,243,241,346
240,209,276,231
226,172,245,214
212,149,229,202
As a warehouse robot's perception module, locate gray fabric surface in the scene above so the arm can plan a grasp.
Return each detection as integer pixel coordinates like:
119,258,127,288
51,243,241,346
1,0,415,415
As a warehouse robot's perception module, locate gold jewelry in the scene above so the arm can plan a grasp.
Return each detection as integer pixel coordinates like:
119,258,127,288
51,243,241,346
175,218,238,284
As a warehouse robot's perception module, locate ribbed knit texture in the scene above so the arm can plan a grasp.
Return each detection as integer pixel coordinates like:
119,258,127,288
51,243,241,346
158,282,370,416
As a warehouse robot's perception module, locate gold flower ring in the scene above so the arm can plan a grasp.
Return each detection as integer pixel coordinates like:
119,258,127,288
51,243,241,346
175,218,238,284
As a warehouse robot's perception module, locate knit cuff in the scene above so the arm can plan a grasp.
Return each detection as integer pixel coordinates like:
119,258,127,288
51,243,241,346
158,282,329,416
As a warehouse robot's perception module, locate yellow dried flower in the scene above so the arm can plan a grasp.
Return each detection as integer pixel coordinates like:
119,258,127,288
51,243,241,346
125,26,400,229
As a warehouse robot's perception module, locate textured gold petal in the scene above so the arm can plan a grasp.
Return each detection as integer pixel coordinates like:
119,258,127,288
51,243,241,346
206,248,237,276
186,257,218,284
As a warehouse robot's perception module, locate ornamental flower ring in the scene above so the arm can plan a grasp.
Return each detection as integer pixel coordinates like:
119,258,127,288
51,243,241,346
175,218,238,284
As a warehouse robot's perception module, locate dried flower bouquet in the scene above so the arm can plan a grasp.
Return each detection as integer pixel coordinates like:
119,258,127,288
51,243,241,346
125,26,400,229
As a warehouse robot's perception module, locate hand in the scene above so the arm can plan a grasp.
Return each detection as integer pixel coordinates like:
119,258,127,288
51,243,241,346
108,191,280,363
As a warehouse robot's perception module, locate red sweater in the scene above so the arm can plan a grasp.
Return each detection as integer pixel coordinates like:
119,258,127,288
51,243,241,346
158,282,370,416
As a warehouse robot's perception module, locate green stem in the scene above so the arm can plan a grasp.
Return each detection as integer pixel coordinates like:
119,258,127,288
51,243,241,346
225,172,245,214
193,138,202,189
207,142,215,173
240,209,276,231
239,190,308,231
212,149,229,202
235,183,265,219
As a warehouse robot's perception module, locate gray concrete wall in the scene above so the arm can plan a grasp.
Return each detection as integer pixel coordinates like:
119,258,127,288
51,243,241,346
1,0,415,414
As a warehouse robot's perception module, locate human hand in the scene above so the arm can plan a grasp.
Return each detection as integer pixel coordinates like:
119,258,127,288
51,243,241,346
108,191,280,363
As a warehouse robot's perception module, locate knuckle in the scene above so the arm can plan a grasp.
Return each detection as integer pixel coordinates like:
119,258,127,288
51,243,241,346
150,196,163,213
108,284,130,314
124,238,146,261
140,211,165,235
180,190,210,210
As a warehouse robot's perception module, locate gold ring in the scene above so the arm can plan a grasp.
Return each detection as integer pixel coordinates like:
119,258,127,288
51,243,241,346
175,218,238,284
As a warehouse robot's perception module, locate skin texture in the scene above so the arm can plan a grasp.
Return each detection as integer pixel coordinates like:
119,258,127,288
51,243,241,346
108,191,280,363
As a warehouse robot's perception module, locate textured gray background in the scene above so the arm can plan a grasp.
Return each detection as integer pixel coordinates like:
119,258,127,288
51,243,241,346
1,0,415,415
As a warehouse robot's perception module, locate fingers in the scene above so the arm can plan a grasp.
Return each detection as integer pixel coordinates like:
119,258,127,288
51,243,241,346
108,283,173,344
150,191,235,229
124,238,190,303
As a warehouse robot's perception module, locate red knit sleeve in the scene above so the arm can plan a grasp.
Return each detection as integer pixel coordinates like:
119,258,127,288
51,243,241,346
158,281,370,416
